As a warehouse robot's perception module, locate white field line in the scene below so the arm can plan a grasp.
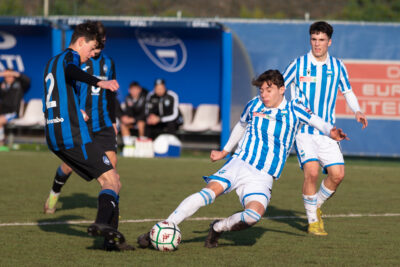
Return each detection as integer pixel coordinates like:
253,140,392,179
0,213,399,227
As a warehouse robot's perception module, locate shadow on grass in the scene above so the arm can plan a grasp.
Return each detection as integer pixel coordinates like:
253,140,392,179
265,205,308,233
37,215,105,250
185,216,304,247
57,193,97,211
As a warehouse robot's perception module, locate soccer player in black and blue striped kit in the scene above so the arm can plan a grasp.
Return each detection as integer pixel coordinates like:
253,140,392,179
42,22,132,251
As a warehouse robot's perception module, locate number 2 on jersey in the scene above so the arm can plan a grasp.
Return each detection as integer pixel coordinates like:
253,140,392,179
45,73,57,109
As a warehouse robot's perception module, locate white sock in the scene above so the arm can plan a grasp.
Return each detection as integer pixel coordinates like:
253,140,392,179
317,180,335,208
123,136,133,146
167,188,215,225
213,209,261,232
303,194,318,223
0,127,4,142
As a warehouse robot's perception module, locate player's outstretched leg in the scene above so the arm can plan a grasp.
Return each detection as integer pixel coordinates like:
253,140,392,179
315,165,344,233
44,164,72,214
88,169,134,251
205,206,264,248
137,183,222,249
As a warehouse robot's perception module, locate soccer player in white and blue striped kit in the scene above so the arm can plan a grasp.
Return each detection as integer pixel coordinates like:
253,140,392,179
283,21,368,235
138,70,348,248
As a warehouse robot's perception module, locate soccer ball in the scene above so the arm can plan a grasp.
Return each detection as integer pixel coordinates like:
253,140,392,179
150,221,182,251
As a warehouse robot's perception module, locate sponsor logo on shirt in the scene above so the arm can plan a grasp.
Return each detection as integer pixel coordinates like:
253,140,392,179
47,117,64,124
299,76,317,83
253,112,271,119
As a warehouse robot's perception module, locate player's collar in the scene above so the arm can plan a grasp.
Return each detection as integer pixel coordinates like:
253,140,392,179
262,98,287,111
308,50,330,66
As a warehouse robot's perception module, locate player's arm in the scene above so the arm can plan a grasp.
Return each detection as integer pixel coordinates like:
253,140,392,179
65,64,119,91
294,101,348,141
339,61,368,129
210,121,247,162
282,60,297,100
210,99,253,162
159,92,179,123
343,91,368,129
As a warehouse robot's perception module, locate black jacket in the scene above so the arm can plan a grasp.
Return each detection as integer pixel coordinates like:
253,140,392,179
145,89,182,124
0,73,30,115
122,89,148,121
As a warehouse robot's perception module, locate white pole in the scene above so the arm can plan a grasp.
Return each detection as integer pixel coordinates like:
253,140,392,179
44,0,49,17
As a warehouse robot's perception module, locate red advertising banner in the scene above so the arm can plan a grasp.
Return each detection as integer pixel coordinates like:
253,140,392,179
337,60,400,120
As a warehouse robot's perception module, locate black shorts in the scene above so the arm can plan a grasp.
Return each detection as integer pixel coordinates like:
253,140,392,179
52,142,113,181
92,126,117,153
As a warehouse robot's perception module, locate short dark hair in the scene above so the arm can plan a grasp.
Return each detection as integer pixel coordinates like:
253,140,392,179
94,21,106,50
70,21,99,45
309,21,333,39
154,78,165,86
252,69,284,88
129,81,141,88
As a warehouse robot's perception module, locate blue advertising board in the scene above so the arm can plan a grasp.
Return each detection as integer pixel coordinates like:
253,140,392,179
0,18,53,101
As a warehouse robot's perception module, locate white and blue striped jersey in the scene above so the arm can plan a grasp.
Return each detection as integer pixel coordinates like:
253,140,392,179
283,51,352,135
233,96,322,179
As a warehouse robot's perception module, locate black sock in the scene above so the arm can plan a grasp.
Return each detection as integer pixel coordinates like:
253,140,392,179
95,190,118,225
109,200,119,229
52,166,72,193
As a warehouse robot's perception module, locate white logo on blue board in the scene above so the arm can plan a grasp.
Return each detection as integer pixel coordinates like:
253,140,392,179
0,31,17,50
103,156,111,166
136,30,187,73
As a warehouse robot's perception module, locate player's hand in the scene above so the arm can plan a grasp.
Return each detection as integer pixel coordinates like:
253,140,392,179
330,126,349,141
147,114,160,125
97,80,119,92
355,111,368,129
80,109,89,121
121,115,134,125
210,150,229,162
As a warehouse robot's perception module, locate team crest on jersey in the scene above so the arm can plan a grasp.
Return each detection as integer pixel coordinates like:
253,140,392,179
326,69,333,76
164,99,171,106
103,156,111,166
103,64,108,73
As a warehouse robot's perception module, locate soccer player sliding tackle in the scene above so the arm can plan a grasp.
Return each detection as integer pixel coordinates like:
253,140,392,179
138,69,348,249
42,22,132,251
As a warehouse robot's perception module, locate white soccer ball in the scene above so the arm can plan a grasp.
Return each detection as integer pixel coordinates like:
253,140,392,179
150,221,182,251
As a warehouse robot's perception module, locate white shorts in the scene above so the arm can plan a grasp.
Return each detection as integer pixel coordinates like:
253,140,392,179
204,157,273,209
294,133,344,173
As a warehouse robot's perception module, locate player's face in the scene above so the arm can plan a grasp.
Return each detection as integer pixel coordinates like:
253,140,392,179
310,32,331,61
154,84,166,97
93,48,102,57
79,39,98,63
259,81,285,108
4,73,15,84
129,86,141,99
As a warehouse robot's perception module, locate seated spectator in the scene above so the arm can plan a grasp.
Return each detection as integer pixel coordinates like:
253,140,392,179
145,78,182,140
0,69,30,149
120,82,148,145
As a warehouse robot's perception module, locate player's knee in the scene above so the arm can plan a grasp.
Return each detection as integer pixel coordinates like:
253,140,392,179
305,169,319,183
241,209,262,226
198,188,216,206
329,170,345,185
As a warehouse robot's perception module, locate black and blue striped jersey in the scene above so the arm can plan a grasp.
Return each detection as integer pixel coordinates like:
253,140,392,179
43,49,92,151
79,52,116,133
